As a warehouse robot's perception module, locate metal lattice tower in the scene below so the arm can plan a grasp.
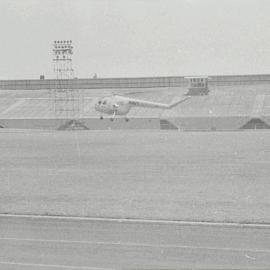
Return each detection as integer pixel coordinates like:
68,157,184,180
51,40,82,119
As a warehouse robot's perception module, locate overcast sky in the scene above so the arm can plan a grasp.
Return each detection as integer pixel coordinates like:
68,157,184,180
0,0,270,79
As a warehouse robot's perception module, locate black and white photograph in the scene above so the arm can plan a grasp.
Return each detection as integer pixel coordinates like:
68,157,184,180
0,0,270,269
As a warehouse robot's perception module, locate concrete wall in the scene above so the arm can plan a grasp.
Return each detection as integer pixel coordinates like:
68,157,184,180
0,118,160,130
168,116,251,131
0,77,187,90
210,74,270,86
2,116,270,131
168,116,270,131
1,74,270,90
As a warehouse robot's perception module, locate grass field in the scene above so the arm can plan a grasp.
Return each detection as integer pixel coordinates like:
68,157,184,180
0,130,270,223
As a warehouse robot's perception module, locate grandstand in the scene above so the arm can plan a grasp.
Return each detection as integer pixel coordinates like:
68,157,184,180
0,74,270,130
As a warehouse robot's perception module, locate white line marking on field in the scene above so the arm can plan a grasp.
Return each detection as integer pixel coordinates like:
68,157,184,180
1,99,25,114
1,214,270,228
1,237,270,253
0,261,114,269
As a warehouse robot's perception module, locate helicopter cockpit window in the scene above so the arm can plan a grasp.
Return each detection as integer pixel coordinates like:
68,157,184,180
98,100,102,104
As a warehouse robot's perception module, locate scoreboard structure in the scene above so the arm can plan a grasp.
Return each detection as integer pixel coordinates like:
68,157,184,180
185,76,210,96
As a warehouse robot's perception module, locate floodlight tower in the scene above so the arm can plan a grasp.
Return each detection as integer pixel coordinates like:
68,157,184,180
53,40,74,79
51,40,82,120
